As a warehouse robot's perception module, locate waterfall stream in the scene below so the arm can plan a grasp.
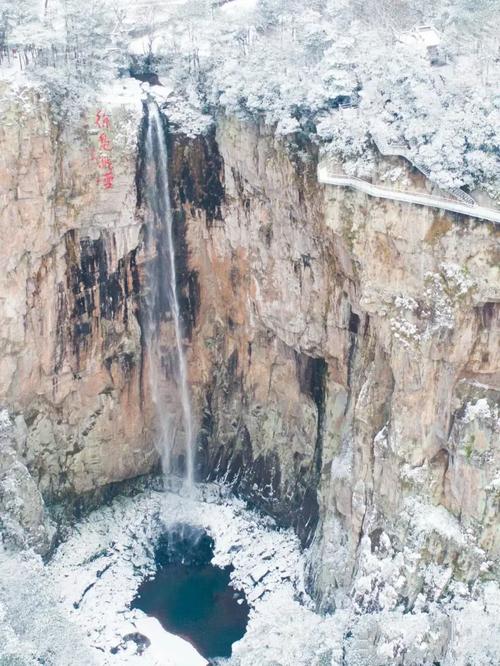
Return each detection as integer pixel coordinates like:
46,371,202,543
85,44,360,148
143,103,195,490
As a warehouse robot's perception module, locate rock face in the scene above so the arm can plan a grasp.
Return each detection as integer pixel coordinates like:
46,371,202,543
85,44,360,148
0,83,158,501
169,122,331,546
0,409,54,554
168,115,499,608
0,83,498,622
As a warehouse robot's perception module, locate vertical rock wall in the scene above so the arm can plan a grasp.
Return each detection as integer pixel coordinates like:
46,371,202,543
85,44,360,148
169,115,499,605
0,84,158,500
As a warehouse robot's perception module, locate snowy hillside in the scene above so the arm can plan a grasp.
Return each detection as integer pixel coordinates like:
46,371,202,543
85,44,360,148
1,0,499,198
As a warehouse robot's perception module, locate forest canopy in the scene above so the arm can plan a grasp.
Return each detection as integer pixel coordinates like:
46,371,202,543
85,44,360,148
1,0,499,197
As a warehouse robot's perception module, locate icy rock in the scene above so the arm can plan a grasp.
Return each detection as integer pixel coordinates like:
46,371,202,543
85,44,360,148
249,564,270,584
9,483,497,666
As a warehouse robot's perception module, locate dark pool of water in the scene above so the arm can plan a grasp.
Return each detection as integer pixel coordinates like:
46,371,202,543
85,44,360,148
131,524,249,660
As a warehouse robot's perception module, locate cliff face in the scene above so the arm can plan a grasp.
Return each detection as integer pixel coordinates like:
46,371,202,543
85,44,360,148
0,87,498,611
169,121,332,546
169,115,499,607
0,84,158,506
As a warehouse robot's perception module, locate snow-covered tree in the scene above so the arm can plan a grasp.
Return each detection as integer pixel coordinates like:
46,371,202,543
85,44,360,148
1,0,498,196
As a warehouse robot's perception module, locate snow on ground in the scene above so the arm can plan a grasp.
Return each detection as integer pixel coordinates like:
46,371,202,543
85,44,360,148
220,0,257,19
134,616,208,666
44,483,343,666
99,78,146,113
0,550,98,665
1,481,500,665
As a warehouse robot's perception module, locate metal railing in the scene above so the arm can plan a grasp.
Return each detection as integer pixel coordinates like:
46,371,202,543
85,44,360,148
372,132,476,207
317,164,500,224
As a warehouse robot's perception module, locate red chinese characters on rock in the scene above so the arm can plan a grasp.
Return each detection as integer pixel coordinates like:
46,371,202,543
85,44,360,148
96,110,111,129
92,109,114,190
98,132,112,152
97,156,113,170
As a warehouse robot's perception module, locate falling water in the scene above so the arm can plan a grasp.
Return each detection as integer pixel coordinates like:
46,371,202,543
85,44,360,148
143,103,195,490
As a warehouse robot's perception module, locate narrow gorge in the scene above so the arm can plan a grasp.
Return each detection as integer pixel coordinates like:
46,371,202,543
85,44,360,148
0,1,499,663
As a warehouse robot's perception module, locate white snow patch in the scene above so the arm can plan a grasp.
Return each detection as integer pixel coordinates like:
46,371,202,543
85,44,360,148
406,499,465,546
133,616,207,666
463,398,498,425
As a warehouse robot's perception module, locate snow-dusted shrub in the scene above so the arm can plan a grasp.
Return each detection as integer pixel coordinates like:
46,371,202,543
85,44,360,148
462,398,498,425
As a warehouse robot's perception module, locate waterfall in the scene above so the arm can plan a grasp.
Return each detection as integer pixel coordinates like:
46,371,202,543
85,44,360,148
143,103,195,490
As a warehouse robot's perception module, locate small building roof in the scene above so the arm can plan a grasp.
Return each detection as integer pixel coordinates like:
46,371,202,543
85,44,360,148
400,25,442,50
